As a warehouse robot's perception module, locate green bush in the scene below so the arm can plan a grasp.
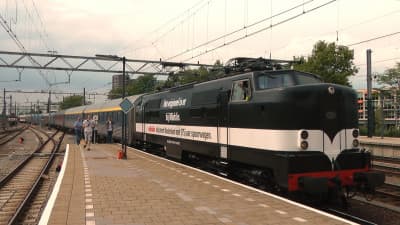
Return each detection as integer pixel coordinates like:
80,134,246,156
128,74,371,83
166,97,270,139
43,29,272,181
359,126,368,136
358,125,400,137
384,127,400,137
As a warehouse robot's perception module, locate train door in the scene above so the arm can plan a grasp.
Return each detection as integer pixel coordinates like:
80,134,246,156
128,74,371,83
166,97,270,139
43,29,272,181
218,90,230,159
141,102,146,142
127,109,135,145
227,79,252,155
134,98,146,144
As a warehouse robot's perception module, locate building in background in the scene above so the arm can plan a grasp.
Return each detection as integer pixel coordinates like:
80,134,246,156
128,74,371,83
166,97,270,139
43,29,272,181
357,89,399,127
112,74,130,90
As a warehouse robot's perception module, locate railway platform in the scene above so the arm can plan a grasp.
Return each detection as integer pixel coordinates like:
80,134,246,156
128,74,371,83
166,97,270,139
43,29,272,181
359,136,400,147
359,136,400,159
39,140,357,225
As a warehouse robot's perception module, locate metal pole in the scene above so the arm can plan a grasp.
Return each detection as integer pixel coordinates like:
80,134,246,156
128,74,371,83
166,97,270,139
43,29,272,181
122,56,127,159
83,88,86,105
380,91,384,138
2,88,5,117
47,90,51,113
9,96,12,115
366,49,373,138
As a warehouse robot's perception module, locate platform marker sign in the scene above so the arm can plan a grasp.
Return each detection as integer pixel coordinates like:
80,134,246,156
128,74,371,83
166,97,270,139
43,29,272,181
120,98,134,114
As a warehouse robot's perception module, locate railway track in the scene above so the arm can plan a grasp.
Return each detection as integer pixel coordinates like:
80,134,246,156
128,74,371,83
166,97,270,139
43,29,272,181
0,127,64,225
372,157,400,177
375,183,400,205
326,208,378,225
0,126,27,146
0,128,42,181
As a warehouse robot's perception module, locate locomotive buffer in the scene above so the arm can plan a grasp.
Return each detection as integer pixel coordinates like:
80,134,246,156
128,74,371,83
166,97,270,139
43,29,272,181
119,98,134,159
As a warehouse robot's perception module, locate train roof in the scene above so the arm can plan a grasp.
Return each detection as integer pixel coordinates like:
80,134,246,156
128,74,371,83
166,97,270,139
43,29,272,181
84,94,141,113
62,94,142,115
64,105,87,115
84,98,121,113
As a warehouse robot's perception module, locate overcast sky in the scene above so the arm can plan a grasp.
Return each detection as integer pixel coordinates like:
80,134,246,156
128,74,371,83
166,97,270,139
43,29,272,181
0,0,399,107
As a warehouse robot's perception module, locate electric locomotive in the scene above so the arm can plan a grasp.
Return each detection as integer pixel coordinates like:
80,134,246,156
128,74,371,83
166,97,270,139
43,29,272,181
133,58,384,196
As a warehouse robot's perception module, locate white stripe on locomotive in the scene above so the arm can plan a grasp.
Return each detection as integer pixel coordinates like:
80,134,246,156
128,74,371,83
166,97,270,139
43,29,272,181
135,123,357,161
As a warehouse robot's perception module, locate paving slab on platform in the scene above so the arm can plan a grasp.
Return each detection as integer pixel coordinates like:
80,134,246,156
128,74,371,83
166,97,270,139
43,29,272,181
360,136,400,147
44,140,357,225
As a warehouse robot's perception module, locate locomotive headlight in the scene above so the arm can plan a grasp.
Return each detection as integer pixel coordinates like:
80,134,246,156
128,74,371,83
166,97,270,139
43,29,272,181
352,129,359,138
300,130,309,139
300,141,309,150
352,139,359,147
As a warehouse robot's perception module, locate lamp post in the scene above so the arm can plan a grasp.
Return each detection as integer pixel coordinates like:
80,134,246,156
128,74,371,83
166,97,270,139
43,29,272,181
95,54,127,159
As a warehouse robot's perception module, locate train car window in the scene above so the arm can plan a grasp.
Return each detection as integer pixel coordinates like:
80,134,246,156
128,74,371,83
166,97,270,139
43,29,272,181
231,79,251,101
257,73,294,90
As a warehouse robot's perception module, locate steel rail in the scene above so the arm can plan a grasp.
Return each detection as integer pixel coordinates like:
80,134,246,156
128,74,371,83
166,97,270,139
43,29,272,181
0,126,28,145
0,129,57,187
326,208,378,225
7,131,65,225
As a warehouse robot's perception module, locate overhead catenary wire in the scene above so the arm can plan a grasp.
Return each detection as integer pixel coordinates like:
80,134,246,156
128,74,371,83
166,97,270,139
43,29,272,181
354,56,400,68
0,0,58,86
180,0,337,62
119,0,210,55
152,1,210,45
269,0,273,60
289,8,400,49
30,0,51,51
347,31,400,47
166,0,316,60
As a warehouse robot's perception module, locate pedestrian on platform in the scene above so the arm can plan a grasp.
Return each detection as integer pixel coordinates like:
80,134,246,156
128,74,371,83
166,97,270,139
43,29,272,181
106,117,113,143
73,117,82,145
91,116,97,144
83,115,94,150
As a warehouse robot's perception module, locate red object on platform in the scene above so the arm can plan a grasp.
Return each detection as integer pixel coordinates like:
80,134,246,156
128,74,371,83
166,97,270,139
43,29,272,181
117,150,123,159
18,137,24,144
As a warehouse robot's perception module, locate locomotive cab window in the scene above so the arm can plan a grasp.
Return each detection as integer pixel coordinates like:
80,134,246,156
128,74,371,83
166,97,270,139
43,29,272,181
231,79,251,101
256,71,322,90
257,73,294,90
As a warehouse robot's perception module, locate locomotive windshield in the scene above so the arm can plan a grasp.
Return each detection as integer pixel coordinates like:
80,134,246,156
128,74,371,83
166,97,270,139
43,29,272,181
256,71,322,90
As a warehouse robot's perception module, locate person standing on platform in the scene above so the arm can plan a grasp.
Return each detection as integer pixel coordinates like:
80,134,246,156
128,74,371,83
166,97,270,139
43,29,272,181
83,115,94,150
73,117,82,145
91,116,97,144
106,117,113,143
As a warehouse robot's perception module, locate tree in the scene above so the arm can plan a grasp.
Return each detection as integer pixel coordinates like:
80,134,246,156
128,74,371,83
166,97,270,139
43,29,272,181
163,61,224,88
376,62,400,89
108,75,157,99
59,95,84,110
127,75,156,95
108,60,224,98
108,87,122,99
294,41,358,85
